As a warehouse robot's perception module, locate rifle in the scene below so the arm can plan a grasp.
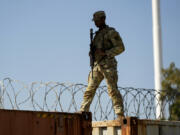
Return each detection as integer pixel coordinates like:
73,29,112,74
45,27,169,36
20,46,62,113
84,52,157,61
90,28,95,78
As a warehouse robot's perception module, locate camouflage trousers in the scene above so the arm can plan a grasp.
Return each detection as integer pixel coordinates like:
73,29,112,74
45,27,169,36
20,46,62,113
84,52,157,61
80,63,124,115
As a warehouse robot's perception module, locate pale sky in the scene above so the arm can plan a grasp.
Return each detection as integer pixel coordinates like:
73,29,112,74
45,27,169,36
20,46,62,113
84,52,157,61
0,0,179,89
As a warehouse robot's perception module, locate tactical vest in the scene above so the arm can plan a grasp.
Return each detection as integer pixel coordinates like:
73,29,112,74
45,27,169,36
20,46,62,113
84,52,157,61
93,25,115,62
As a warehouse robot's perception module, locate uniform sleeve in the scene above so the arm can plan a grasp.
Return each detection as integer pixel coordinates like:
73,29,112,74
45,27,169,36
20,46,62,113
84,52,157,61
105,30,125,57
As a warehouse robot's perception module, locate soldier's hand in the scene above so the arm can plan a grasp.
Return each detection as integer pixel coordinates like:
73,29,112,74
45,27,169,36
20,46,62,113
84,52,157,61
95,49,106,56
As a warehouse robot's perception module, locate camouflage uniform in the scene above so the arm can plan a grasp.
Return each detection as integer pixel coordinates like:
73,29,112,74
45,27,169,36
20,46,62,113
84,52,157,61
80,11,125,116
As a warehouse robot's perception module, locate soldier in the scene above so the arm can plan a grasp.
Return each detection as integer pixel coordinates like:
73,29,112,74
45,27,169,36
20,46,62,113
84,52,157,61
80,11,125,120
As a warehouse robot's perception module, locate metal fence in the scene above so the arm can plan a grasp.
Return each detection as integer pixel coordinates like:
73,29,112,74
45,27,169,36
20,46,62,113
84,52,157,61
0,78,171,121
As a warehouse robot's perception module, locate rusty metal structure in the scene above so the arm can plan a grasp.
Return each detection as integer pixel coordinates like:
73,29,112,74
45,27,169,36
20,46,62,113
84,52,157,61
1,78,180,134
0,78,176,121
0,109,92,135
1,109,180,135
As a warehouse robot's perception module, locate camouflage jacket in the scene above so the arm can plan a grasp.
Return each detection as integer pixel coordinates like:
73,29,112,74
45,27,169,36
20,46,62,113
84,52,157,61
92,25,125,66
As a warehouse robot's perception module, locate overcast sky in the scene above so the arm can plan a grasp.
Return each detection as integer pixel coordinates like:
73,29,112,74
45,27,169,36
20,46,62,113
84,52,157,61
0,0,179,89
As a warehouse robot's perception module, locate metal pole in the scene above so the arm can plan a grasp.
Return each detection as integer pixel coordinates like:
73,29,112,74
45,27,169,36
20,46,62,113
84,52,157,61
152,0,163,119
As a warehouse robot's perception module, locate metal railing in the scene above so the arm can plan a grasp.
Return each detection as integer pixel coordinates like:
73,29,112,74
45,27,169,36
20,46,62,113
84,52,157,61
0,78,171,121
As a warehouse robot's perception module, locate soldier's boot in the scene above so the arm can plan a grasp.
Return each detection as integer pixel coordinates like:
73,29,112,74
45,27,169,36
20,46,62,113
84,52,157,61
76,110,88,114
76,111,83,114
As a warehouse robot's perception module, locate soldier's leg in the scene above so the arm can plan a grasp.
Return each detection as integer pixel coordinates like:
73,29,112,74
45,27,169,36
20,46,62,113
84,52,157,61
103,68,124,115
80,69,104,112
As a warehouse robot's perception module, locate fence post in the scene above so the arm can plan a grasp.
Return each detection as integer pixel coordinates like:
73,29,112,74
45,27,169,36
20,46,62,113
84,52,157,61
121,117,138,135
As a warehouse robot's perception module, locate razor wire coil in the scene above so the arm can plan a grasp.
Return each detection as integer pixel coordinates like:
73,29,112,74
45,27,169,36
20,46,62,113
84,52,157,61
0,78,172,121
